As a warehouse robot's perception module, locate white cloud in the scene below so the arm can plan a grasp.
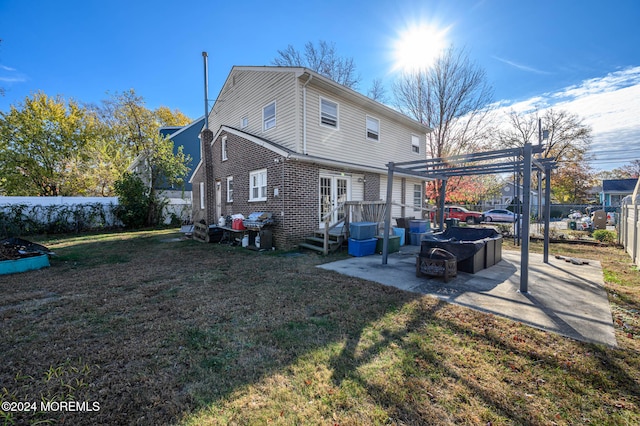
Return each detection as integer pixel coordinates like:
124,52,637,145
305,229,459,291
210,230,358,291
492,56,552,75
0,64,27,84
494,66,640,171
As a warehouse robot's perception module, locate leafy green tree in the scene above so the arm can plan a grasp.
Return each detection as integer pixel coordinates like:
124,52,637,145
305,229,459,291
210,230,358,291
89,90,192,197
113,173,151,228
0,92,95,195
133,133,191,225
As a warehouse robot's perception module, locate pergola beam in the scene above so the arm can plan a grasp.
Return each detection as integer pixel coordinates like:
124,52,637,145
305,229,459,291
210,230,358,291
381,143,557,295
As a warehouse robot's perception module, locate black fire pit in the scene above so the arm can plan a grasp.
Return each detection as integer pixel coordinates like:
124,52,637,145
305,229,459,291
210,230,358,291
416,248,457,282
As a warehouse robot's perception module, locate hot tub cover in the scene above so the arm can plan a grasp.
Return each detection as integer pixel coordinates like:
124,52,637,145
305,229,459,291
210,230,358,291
420,227,500,262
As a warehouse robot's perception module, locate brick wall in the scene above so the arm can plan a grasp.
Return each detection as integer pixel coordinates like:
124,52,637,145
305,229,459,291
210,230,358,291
208,131,323,250
197,129,395,249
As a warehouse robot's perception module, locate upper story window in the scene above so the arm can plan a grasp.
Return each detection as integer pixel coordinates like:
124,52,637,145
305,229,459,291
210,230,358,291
366,116,380,141
226,176,233,202
249,169,267,202
411,134,420,154
221,135,228,161
320,97,338,128
263,101,276,131
240,116,248,129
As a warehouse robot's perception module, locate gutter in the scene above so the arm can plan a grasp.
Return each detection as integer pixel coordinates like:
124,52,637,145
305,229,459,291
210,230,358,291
302,74,312,155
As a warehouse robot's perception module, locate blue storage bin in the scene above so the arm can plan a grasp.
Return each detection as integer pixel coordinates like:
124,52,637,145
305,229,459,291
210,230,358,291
410,220,429,233
348,238,377,257
392,227,405,246
349,222,378,240
409,232,432,246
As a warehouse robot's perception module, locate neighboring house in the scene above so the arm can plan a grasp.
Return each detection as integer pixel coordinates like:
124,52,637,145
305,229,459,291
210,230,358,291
601,178,638,207
482,181,539,213
190,66,430,249
128,116,205,223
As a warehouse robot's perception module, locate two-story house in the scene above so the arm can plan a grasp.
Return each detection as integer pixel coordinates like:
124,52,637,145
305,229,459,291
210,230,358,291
128,116,205,224
190,66,430,249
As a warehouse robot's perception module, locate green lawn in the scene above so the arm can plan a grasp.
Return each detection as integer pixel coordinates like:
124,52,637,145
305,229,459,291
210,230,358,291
1,229,638,425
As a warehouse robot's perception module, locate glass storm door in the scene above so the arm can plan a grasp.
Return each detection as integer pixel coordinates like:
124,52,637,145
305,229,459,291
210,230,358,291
319,175,350,227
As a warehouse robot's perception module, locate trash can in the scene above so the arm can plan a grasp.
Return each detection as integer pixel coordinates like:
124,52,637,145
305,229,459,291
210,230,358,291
569,220,577,230
592,210,607,230
445,218,460,228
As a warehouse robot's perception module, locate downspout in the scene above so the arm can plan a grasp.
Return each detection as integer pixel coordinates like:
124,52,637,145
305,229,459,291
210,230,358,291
302,74,313,155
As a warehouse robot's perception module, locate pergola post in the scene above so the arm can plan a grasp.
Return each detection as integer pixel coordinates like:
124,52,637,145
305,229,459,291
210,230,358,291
438,179,447,230
520,143,532,293
382,163,395,265
543,163,552,263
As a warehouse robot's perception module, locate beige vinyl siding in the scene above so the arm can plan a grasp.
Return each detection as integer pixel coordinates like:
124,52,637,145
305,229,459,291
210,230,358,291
351,173,365,201
379,175,405,219
379,176,424,219
209,69,299,151
303,85,426,169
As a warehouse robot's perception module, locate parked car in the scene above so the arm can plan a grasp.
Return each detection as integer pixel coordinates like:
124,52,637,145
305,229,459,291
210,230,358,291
443,206,483,224
482,209,520,223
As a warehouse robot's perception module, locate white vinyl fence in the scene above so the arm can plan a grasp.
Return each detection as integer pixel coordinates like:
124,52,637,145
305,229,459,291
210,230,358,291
1,194,192,237
620,196,640,266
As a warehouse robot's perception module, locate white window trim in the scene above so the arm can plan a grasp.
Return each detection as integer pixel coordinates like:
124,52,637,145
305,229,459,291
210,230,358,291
366,115,380,141
240,116,248,129
249,169,267,202
226,176,233,202
199,182,205,210
413,183,423,211
263,101,276,131
319,97,339,129
221,135,228,161
411,134,420,154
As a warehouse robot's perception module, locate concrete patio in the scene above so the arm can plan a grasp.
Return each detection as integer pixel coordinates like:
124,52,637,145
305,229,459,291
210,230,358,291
318,246,617,347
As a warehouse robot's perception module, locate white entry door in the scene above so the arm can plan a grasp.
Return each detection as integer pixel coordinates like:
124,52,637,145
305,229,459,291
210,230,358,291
319,174,351,228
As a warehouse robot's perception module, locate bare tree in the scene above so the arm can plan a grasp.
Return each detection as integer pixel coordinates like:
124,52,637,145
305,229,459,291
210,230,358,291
618,160,640,178
393,46,494,208
495,108,593,203
393,46,495,160
367,78,387,103
273,40,361,89
495,108,591,163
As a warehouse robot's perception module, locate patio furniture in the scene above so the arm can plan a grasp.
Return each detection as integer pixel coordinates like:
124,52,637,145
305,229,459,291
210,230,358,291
416,248,457,282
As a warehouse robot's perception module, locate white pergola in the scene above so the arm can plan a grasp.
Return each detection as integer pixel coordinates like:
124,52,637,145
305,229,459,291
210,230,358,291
381,143,556,293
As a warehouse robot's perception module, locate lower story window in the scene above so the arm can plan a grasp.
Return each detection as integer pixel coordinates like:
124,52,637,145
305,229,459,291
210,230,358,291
199,182,205,210
249,169,267,201
226,176,233,202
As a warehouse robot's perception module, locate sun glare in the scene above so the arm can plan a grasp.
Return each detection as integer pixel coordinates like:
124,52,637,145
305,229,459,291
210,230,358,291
393,24,450,73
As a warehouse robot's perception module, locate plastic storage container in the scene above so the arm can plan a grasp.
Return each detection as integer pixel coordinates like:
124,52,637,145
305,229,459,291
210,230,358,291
409,220,429,233
409,232,432,246
349,222,378,240
348,238,377,257
392,227,405,245
376,235,400,254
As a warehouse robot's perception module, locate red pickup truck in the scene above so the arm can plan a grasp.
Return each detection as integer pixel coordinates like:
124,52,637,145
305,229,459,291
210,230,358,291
443,206,483,224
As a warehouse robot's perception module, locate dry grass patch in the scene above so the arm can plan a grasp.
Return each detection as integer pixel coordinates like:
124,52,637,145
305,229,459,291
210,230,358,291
1,230,639,425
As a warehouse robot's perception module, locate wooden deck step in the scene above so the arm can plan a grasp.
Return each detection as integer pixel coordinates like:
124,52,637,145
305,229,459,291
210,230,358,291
298,242,327,253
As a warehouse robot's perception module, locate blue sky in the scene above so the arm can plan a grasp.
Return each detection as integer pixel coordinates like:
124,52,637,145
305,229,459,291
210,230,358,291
1,0,639,171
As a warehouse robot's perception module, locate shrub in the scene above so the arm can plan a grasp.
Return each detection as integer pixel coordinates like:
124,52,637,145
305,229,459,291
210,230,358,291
592,229,616,243
113,173,151,229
